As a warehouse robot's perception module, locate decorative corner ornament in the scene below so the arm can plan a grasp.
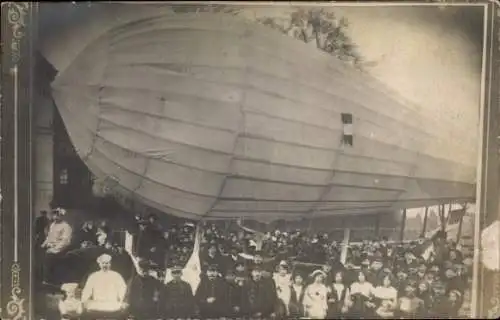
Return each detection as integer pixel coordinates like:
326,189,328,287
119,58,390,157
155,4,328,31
5,263,26,320
4,2,30,63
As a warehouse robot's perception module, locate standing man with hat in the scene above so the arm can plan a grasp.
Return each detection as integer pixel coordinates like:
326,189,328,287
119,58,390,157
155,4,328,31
161,265,195,319
247,267,278,319
128,259,162,319
41,207,73,284
195,265,227,319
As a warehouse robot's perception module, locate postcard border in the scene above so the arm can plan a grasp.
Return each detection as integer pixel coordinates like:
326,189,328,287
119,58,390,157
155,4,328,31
0,1,499,319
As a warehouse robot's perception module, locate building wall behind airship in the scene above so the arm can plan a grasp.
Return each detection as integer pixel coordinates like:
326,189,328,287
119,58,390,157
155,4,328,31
50,11,475,222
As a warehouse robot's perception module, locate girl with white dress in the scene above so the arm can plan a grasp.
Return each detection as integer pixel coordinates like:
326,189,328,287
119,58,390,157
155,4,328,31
273,260,292,316
303,270,329,319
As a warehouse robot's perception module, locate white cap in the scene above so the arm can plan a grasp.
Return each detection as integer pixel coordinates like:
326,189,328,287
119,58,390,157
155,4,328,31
61,283,78,292
96,253,112,263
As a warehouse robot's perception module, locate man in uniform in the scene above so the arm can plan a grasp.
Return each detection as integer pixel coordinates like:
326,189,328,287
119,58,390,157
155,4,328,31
161,265,195,319
195,265,227,319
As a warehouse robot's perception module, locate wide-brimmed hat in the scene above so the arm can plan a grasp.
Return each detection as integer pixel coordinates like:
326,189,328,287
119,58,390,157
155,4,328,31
310,269,327,279
279,260,289,268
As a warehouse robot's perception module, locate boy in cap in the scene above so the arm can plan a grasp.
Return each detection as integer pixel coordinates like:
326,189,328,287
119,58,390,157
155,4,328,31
195,265,226,319
58,283,83,320
160,265,195,319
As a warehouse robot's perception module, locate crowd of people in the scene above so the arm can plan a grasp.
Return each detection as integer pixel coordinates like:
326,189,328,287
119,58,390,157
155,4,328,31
34,208,473,320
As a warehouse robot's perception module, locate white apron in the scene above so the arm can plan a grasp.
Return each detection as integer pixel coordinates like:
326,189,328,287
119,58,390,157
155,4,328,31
303,283,329,319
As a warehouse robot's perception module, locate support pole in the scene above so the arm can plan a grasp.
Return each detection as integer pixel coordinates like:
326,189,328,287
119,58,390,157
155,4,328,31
399,209,407,242
439,204,446,231
421,206,429,238
456,203,467,243
340,228,351,265
375,213,381,238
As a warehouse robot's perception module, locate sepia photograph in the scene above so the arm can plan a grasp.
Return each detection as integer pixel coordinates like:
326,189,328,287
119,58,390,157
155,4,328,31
1,1,499,320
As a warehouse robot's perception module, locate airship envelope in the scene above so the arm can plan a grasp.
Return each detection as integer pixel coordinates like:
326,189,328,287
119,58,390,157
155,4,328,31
49,8,476,222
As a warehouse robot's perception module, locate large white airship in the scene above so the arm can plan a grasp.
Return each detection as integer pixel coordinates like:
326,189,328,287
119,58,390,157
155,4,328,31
41,4,476,223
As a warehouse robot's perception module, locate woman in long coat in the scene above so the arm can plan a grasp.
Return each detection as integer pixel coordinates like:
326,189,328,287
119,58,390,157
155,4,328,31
288,272,306,318
327,271,351,319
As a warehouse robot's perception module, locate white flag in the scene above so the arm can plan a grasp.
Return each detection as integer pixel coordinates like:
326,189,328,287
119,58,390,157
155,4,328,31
421,240,435,262
164,224,203,294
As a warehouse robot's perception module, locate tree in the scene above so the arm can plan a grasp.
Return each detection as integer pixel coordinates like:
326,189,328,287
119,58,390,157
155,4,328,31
169,5,363,69
255,8,363,68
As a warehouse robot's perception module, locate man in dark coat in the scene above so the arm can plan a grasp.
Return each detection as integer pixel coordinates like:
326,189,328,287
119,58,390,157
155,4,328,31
225,248,245,271
76,220,97,247
247,267,278,319
225,270,248,318
34,210,49,246
201,243,225,275
195,265,227,319
34,210,49,283
127,260,162,319
160,266,195,319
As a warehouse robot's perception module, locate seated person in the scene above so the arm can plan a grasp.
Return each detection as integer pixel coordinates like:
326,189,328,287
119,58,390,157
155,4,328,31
81,254,128,315
58,283,83,320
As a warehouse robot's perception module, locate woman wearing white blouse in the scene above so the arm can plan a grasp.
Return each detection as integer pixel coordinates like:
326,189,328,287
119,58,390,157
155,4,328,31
372,274,398,318
303,270,329,319
349,271,375,318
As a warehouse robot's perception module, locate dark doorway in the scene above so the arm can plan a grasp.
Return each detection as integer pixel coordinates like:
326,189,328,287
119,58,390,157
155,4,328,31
52,107,95,210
